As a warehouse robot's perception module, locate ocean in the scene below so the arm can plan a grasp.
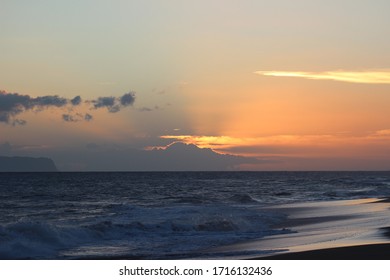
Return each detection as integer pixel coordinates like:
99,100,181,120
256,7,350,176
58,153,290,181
1,171,390,259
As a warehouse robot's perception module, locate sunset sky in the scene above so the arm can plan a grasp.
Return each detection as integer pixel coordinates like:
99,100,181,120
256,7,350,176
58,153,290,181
1,0,390,170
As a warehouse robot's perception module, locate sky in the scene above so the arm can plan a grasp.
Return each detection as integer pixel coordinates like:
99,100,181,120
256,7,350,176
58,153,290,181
1,0,390,171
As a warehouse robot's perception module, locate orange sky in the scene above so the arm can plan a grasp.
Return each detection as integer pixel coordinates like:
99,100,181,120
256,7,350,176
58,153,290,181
1,1,390,170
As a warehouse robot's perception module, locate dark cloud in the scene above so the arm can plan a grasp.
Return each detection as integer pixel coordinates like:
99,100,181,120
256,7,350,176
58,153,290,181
62,114,78,122
33,96,68,107
0,91,67,111
84,113,93,121
62,113,93,123
91,92,136,113
0,90,137,125
120,92,135,106
71,96,82,106
138,105,160,112
0,92,31,123
219,144,338,156
0,90,69,124
37,142,260,171
0,91,31,112
93,96,116,109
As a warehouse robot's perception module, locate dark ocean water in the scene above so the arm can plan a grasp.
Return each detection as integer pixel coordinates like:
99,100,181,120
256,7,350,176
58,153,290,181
1,171,390,259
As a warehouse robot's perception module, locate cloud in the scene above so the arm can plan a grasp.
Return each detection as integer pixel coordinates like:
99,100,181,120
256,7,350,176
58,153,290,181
158,134,340,157
33,96,68,107
120,92,135,106
91,92,135,113
0,90,69,124
93,96,116,109
159,131,390,163
63,113,94,123
62,114,79,122
255,70,390,84
0,90,136,125
70,96,82,106
84,113,93,121
137,105,161,112
52,142,260,171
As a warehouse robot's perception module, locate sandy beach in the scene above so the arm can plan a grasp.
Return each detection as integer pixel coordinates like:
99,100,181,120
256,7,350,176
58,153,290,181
209,198,390,260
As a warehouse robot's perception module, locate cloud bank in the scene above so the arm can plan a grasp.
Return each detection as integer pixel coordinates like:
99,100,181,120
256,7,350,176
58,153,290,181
255,70,390,84
0,90,136,125
6,141,260,171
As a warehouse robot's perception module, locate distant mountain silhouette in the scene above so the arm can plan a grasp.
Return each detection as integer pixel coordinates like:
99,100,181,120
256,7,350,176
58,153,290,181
0,156,58,172
3,142,262,171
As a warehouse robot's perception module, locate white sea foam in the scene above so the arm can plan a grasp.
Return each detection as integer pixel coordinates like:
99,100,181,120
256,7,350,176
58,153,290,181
0,204,287,259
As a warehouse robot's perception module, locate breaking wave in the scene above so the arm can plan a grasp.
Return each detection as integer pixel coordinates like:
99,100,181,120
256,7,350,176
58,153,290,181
0,204,287,259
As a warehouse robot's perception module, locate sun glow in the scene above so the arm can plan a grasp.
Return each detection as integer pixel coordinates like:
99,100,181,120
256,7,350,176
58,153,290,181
159,134,336,156
159,130,390,159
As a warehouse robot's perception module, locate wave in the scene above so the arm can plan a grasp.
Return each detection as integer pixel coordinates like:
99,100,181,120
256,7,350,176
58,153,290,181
6,172,390,259
0,205,287,259
0,221,75,259
228,193,259,203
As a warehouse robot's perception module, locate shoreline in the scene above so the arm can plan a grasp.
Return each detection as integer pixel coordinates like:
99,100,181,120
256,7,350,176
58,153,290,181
255,243,390,260
208,197,390,260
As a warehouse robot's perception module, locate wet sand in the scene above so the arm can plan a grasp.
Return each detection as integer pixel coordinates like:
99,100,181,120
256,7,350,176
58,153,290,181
210,198,390,259
257,243,390,259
